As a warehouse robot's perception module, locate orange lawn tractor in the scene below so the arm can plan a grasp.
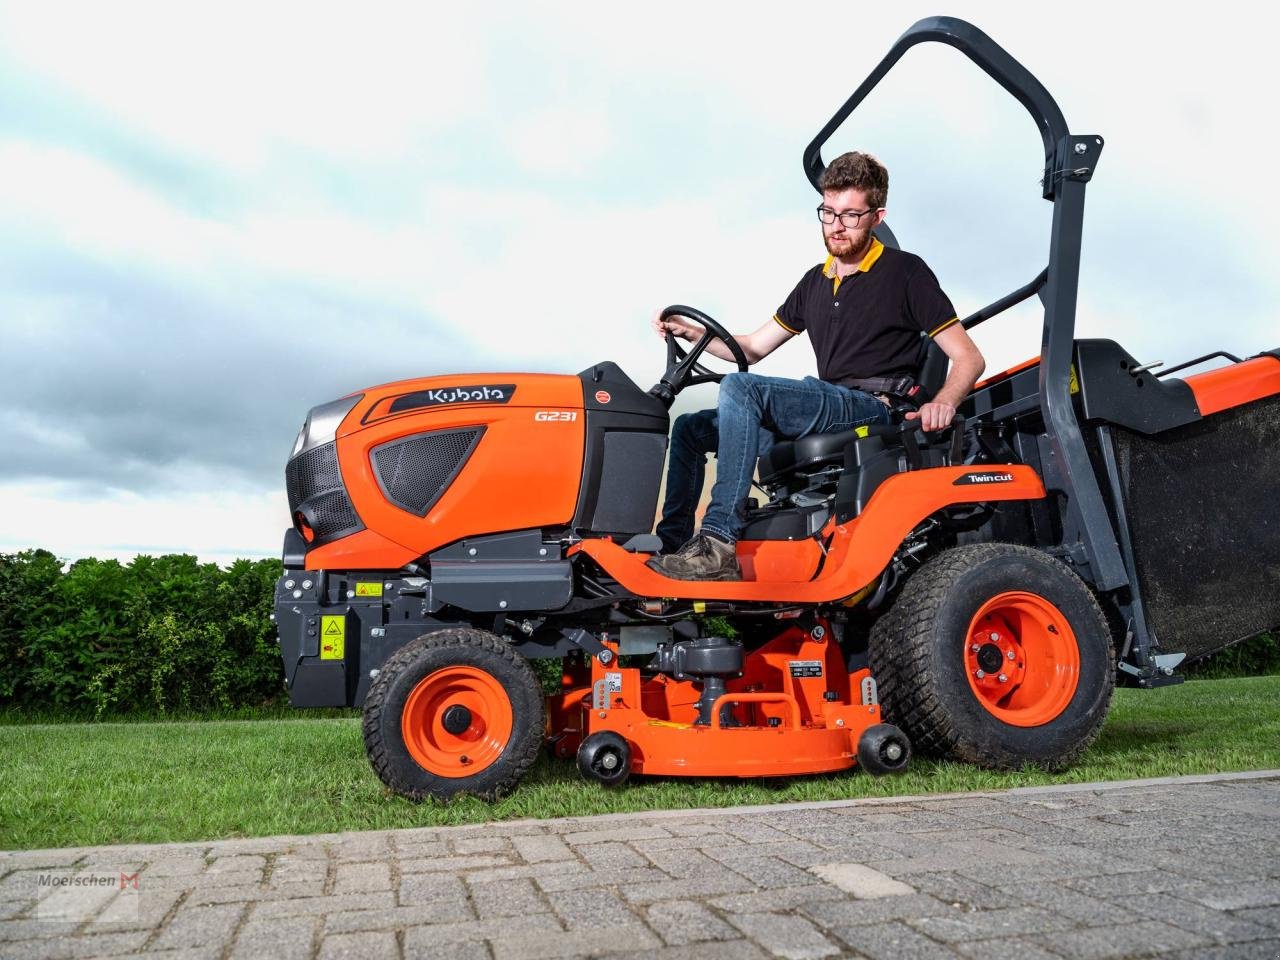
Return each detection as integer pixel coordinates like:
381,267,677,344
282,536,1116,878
272,17,1280,801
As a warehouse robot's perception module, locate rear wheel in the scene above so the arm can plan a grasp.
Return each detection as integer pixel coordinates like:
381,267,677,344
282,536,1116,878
362,628,544,801
868,543,1114,771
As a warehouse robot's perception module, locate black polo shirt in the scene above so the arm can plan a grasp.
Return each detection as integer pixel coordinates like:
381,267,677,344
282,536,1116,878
773,239,959,382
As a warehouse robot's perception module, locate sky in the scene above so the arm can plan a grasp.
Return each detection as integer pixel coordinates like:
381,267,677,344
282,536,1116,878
2,1,1276,566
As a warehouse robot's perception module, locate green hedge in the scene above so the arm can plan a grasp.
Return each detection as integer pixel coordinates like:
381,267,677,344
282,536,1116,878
1,548,1275,718
1,549,283,716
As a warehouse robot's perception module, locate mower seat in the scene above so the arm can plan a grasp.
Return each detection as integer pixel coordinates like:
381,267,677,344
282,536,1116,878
757,335,950,486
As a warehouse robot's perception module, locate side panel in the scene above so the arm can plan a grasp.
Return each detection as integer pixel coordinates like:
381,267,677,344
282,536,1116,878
334,378,585,560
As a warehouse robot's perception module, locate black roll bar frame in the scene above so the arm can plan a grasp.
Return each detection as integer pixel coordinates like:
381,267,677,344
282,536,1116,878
804,15,1128,593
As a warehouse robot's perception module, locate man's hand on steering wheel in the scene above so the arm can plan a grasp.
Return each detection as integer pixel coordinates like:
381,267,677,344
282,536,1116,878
647,304,750,408
651,311,701,343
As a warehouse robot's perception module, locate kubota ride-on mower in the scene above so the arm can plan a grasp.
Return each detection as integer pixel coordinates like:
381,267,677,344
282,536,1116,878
273,18,1280,801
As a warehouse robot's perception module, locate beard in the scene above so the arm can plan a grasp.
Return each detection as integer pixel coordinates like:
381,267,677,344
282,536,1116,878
824,230,871,258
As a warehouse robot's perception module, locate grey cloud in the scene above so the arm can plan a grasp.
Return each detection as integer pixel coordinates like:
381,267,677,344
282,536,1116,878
1,240,478,495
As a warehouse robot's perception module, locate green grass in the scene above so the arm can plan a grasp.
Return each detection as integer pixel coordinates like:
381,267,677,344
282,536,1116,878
4,676,1278,851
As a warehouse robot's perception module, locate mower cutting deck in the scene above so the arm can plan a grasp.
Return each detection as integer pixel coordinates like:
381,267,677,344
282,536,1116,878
272,17,1280,802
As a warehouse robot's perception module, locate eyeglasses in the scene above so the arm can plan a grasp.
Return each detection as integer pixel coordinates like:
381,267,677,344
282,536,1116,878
816,205,878,228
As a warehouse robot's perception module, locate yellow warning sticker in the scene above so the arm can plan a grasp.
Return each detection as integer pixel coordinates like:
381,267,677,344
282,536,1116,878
320,616,345,660
1068,364,1080,395
855,425,870,438
693,601,706,614
355,582,383,598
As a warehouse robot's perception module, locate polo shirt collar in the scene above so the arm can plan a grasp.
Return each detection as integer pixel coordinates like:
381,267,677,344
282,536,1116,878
822,236,885,279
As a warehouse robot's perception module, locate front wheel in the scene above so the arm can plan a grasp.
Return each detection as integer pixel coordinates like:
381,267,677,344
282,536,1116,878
868,543,1114,771
362,628,545,801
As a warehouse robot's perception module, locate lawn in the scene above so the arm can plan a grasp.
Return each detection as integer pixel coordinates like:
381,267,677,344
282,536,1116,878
3,676,1278,850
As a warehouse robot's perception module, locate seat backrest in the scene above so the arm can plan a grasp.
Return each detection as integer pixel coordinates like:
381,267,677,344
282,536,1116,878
914,334,950,403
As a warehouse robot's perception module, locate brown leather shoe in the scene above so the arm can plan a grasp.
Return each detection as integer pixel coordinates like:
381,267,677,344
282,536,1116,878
646,533,740,581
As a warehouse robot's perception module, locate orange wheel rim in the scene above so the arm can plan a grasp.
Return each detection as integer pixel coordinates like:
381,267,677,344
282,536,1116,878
964,591,1080,727
401,666,513,777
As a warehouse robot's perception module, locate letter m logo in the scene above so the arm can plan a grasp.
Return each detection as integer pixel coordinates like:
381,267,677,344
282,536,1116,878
119,872,140,890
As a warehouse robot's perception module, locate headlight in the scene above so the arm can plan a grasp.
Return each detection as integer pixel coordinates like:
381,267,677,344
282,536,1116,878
289,394,363,461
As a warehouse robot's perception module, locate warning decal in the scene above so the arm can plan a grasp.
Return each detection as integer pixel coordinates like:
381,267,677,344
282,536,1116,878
355,582,383,597
320,616,345,660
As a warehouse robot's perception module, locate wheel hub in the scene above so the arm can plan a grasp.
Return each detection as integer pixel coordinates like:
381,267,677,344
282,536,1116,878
441,704,472,735
964,591,1081,727
975,643,1004,673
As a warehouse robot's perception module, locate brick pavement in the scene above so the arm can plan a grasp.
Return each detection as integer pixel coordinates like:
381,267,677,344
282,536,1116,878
2,771,1278,959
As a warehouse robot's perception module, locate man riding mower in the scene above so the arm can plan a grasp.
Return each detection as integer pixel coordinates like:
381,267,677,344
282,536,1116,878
272,17,1280,802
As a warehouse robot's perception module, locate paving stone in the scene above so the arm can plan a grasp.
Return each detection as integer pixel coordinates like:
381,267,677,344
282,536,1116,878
229,915,318,960
626,941,770,960
462,860,589,884
399,854,512,874
333,862,392,894
641,833,743,852
1128,891,1278,943
1061,869,1199,898
186,880,324,905
400,913,562,950
642,848,723,879
1175,879,1280,911
0,930,151,960
143,858,208,878
468,877,548,919
393,942,489,960
206,855,266,874
578,842,648,870
722,855,816,890
562,826,671,846
451,835,512,855
997,881,1130,925
645,899,737,946
489,922,662,959
1235,906,1280,929
951,936,1064,959
727,912,840,959
538,867,669,893
513,835,575,863
549,887,637,929
800,893,957,929
720,820,797,845
254,892,397,919
832,919,957,960
150,902,247,951
907,904,1074,942
317,930,398,960
394,840,447,860
269,856,329,885
709,885,848,915
399,872,467,905
1167,942,1280,960
618,873,758,905
1031,919,1213,958
325,903,475,933
808,862,915,898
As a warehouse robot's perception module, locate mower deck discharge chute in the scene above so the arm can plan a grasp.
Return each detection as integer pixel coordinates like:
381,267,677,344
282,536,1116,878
272,17,1280,802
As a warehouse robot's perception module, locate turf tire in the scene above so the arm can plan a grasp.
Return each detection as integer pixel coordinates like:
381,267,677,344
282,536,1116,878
362,627,544,802
868,543,1114,771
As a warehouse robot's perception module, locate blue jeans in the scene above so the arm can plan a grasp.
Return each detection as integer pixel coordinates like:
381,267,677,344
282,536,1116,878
655,409,776,553
658,374,890,548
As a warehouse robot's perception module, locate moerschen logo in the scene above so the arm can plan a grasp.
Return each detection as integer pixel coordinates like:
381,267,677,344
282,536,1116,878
389,384,516,414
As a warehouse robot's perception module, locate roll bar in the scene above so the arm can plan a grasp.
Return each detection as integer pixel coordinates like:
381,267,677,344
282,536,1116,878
804,16,1127,592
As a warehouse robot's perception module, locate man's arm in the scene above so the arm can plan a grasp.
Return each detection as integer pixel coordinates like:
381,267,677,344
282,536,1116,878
651,313,793,365
905,323,985,432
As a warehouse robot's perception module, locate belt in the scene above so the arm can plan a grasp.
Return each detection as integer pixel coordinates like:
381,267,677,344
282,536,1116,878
834,375,920,400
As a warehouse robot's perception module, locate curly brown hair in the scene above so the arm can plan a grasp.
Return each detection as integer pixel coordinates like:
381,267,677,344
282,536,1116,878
818,151,888,209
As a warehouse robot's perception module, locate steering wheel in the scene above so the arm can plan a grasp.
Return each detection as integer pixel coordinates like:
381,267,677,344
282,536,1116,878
649,304,750,407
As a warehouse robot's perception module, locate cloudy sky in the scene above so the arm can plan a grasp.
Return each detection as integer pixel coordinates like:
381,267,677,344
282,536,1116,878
2,1,1275,565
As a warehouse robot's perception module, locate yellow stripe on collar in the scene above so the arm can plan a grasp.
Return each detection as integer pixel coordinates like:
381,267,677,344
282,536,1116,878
822,238,885,293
